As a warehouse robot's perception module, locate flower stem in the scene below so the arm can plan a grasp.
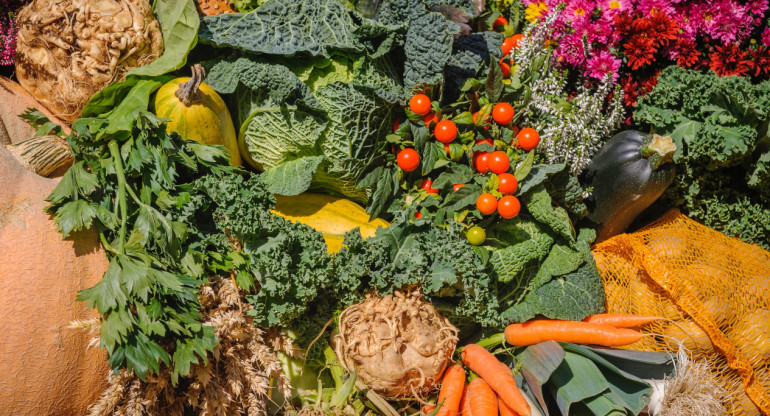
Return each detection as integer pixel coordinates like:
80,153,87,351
108,141,128,254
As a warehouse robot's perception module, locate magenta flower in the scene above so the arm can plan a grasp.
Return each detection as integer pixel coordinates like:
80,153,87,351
555,33,588,67
0,14,18,66
564,0,596,23
601,0,633,18
763,27,770,47
636,0,675,17
748,0,769,15
585,49,621,81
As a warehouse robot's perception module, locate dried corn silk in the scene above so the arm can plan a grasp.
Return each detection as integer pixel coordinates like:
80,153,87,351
14,0,163,121
593,209,770,416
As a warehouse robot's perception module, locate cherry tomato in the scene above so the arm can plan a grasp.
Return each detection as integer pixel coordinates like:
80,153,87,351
444,143,451,155
474,152,490,173
472,112,491,130
516,127,541,150
422,111,439,127
476,193,498,215
476,138,493,146
393,118,400,132
420,178,439,194
488,151,510,174
511,34,525,49
414,211,423,219
434,120,457,143
453,183,465,192
397,148,420,172
498,195,521,219
466,226,486,245
501,37,516,55
499,61,511,78
493,16,508,29
409,94,431,115
492,103,515,125
497,173,518,194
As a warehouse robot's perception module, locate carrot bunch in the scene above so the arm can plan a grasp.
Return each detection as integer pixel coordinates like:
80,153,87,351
505,313,660,347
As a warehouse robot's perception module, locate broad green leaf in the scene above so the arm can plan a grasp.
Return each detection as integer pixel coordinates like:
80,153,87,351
485,58,504,102
54,199,98,237
128,0,199,77
524,186,575,242
548,351,612,416
517,341,565,415
518,163,567,196
584,347,675,381
514,151,535,182
259,156,325,196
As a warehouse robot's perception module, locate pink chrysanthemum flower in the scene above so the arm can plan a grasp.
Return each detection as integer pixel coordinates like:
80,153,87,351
636,0,675,16
0,15,18,66
555,33,587,67
601,0,633,18
762,27,770,46
748,0,769,15
584,49,621,81
564,0,596,23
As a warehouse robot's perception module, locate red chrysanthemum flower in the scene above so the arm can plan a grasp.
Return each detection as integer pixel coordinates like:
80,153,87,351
750,47,770,78
710,43,750,77
672,36,701,68
613,12,635,37
639,71,660,96
624,35,657,70
630,17,653,37
648,13,679,47
621,74,640,107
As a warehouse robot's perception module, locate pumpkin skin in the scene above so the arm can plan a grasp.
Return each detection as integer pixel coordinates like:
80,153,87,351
0,145,109,415
581,131,676,243
272,193,389,253
153,65,242,167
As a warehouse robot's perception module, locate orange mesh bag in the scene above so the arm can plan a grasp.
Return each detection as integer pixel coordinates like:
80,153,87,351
592,209,770,415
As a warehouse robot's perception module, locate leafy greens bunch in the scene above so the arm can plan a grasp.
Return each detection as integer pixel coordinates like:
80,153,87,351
196,0,504,203
634,66,770,249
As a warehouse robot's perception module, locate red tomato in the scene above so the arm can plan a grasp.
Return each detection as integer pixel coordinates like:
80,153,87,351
492,103,515,125
493,16,508,29
444,143,451,155
474,152,490,173
410,94,431,115
501,37,515,55
511,34,525,49
476,193,498,215
497,173,518,194
453,183,465,192
488,151,510,174
422,111,439,127
498,195,521,219
499,61,511,78
476,138,493,146
516,127,541,150
434,120,457,143
393,118,400,132
414,211,423,219
472,112,491,130
420,178,439,194
397,148,420,172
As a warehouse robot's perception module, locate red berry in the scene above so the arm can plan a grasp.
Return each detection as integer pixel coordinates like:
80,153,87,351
497,173,518,194
476,193,498,215
511,34,524,49
516,128,540,150
397,148,420,172
474,152,490,173
422,112,439,127
453,184,465,192
493,16,508,29
410,94,431,115
492,103,515,125
393,119,400,132
444,143,451,155
434,120,457,143
499,61,511,78
498,195,521,219
414,211,423,219
488,151,510,174
420,178,439,194
501,37,515,55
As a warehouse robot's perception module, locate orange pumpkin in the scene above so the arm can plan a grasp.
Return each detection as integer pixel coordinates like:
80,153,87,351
0,145,109,415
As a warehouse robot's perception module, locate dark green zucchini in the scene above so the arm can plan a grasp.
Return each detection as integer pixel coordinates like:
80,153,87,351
580,131,676,243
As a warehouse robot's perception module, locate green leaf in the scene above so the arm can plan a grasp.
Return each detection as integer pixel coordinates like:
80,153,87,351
485,59,504,102
514,151,535,182
583,346,674,381
54,199,98,237
259,156,325,195
77,257,128,314
119,255,153,302
517,341,566,414
518,163,567,196
127,0,199,77
524,186,575,242
171,326,218,385
548,351,613,416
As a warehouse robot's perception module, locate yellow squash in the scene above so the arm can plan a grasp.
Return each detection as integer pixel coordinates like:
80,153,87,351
153,64,241,166
272,193,389,254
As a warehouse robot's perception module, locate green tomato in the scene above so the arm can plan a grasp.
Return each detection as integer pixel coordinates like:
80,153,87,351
466,226,486,245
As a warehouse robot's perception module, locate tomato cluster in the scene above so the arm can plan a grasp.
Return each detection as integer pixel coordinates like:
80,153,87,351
393,90,542,246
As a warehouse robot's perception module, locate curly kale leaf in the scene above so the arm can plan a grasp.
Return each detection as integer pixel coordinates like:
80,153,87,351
634,66,770,248
443,31,504,103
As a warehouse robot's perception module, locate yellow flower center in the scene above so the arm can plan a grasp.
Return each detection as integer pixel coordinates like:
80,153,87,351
609,1,621,9
704,13,712,21
575,7,585,16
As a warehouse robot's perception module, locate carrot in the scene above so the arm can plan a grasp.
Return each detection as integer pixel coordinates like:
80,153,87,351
582,313,662,328
505,320,643,347
461,344,531,416
498,394,521,416
422,405,437,415
468,378,498,416
461,384,472,416
436,364,466,416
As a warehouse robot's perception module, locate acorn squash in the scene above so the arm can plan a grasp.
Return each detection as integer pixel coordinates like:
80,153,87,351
271,193,389,253
153,64,242,166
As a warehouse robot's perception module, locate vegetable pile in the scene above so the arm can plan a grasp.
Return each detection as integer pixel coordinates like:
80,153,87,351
5,0,770,414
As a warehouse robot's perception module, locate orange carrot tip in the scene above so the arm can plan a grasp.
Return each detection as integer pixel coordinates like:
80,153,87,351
583,313,662,328
505,320,643,347
461,344,531,416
